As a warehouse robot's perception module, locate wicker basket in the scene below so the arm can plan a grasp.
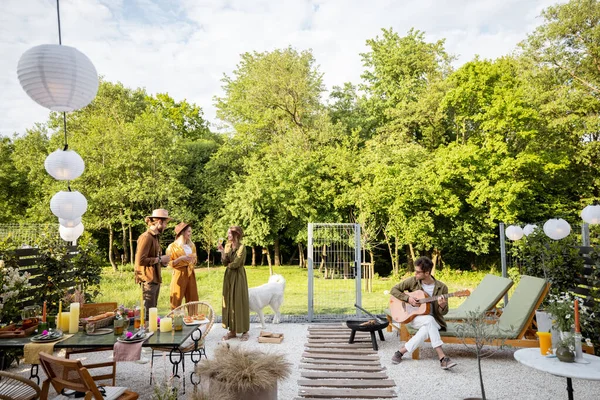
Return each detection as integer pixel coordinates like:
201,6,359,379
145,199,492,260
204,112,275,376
80,315,115,329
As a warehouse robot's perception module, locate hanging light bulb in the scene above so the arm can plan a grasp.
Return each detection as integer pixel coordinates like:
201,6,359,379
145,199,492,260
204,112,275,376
523,224,537,236
505,225,524,241
581,205,600,225
44,149,85,180
50,190,87,220
17,44,98,112
543,219,571,240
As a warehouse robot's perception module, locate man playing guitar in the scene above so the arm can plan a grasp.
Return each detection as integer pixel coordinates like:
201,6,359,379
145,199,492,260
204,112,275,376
390,256,457,369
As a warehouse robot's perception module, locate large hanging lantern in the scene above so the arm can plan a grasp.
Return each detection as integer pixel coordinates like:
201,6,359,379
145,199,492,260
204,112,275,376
44,149,85,180
50,190,87,220
543,218,571,240
59,222,84,242
505,225,524,241
59,217,81,228
581,205,600,225
17,44,98,112
523,224,537,236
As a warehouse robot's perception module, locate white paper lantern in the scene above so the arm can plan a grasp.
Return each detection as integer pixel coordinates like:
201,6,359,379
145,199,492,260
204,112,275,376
581,205,600,225
523,224,537,236
45,149,85,180
59,222,84,242
505,225,524,241
50,190,87,220
543,218,571,240
17,44,98,112
59,217,81,228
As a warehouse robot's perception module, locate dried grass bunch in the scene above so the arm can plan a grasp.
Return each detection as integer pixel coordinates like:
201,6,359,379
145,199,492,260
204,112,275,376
194,344,291,399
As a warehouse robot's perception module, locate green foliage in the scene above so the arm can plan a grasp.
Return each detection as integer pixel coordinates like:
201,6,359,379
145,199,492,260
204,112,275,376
514,228,583,296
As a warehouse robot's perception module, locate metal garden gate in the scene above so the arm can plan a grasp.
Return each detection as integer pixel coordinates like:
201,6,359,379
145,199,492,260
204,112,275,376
307,223,361,322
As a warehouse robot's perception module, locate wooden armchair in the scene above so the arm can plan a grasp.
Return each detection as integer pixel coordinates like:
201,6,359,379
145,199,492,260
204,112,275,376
38,353,137,400
149,300,215,384
0,371,41,400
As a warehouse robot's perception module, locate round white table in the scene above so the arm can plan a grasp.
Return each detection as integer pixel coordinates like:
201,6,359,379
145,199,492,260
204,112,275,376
514,348,600,400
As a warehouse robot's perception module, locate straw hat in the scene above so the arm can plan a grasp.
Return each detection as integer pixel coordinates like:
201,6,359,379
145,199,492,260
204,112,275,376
174,222,191,237
145,209,172,221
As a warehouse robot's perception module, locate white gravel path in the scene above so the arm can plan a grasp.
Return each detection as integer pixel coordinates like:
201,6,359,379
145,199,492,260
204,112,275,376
6,321,600,399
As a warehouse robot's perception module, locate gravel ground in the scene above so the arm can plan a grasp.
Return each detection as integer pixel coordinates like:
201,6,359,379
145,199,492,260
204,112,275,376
6,321,600,399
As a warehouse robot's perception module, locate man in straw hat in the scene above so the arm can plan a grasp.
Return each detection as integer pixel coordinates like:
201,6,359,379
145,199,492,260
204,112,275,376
135,209,172,317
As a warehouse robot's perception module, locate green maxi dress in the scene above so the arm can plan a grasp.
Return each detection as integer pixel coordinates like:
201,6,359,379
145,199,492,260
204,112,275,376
221,242,249,333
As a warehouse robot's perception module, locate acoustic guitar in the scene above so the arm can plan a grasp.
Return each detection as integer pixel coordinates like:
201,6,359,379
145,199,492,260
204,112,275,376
389,289,470,324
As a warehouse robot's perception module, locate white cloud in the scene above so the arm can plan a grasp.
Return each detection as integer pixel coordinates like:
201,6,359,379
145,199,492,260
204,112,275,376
0,0,564,137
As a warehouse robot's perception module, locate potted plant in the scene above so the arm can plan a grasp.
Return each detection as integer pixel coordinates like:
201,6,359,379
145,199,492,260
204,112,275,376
193,344,291,400
455,308,510,400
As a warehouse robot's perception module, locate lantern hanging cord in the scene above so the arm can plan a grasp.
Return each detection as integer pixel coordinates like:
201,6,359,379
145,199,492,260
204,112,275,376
62,112,69,150
56,0,62,45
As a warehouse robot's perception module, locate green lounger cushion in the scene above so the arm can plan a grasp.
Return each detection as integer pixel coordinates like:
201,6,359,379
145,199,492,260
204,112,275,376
445,274,514,320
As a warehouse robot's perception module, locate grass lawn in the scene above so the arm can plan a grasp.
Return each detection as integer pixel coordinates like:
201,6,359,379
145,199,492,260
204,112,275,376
95,264,497,318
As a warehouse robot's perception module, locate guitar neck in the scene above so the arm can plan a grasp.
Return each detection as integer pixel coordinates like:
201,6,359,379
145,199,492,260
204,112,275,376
420,292,458,304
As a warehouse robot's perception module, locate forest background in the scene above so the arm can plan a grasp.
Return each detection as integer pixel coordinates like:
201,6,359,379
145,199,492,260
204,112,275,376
1,0,599,275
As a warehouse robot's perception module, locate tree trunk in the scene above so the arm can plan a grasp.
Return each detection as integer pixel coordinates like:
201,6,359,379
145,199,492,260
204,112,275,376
382,230,397,276
265,247,273,275
121,217,128,264
319,245,326,273
431,248,441,276
298,243,305,267
287,247,298,265
129,225,133,266
274,238,281,266
251,246,256,267
108,224,117,271
408,243,416,263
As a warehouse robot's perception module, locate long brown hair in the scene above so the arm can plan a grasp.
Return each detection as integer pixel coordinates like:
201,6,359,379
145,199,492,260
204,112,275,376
229,226,244,248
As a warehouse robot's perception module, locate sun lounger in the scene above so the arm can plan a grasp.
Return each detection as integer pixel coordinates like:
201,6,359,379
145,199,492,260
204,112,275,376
400,275,550,359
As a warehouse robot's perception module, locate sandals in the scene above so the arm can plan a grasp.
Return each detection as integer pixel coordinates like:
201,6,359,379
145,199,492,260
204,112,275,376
240,332,250,341
221,331,237,341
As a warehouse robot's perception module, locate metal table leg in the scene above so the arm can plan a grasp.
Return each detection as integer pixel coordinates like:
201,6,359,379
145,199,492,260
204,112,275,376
566,377,574,400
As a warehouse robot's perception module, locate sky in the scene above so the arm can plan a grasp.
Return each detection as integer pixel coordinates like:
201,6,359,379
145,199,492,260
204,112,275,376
0,0,564,137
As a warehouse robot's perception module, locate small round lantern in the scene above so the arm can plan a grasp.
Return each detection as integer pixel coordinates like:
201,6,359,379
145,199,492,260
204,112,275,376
543,218,571,240
59,222,84,242
581,205,600,225
50,190,87,220
17,44,98,112
44,149,85,180
523,224,537,236
505,225,524,241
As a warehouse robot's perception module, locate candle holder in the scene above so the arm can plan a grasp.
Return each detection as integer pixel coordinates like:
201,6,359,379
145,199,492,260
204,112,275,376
573,332,590,364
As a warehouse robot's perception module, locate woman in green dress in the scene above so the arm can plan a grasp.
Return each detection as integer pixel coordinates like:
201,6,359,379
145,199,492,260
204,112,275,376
218,225,250,341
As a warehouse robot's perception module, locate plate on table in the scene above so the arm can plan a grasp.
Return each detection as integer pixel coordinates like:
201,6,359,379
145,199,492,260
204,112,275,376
30,331,63,342
86,328,113,336
183,318,209,326
116,332,151,343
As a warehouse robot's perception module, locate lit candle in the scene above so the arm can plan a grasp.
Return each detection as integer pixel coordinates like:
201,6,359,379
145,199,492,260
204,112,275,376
574,299,580,333
148,308,158,332
42,301,47,323
59,312,71,331
159,317,172,333
69,302,80,334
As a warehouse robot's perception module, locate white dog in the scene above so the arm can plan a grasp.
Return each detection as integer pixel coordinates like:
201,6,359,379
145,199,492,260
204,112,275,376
248,274,286,329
